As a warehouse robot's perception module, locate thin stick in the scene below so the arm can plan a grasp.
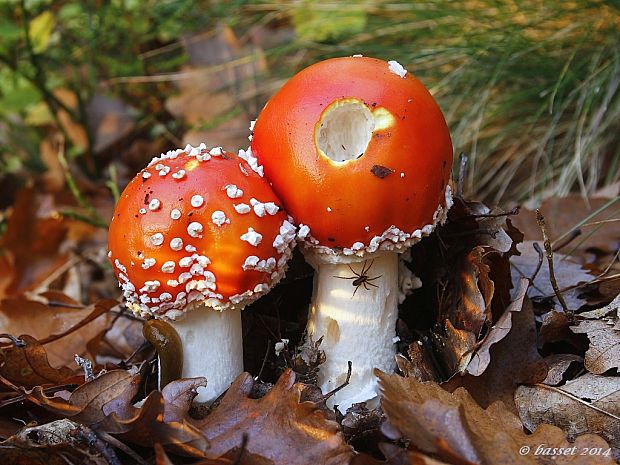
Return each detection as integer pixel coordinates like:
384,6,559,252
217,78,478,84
534,383,620,421
322,361,352,402
552,228,581,252
457,152,468,197
536,210,570,312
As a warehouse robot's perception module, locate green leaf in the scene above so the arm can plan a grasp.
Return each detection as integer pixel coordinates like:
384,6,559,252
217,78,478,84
0,17,22,41
28,10,55,54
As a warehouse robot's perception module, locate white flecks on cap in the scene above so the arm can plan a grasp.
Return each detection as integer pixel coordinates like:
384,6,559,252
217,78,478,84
240,228,262,247
187,222,204,238
185,244,197,252
151,233,164,246
225,184,243,199
400,172,405,178
209,147,223,156
142,171,151,179
179,257,193,268
162,261,175,273
167,279,179,287
191,195,204,208
249,120,256,131
142,258,156,269
158,165,171,176
238,147,264,177
107,250,112,258
141,280,160,293
178,272,192,284
170,208,181,220
388,60,407,78
172,170,186,180
148,199,161,211
170,237,183,251
297,224,310,240
251,198,266,217
234,203,251,214
239,163,249,176
365,226,370,232
327,207,332,212
352,54,363,57
190,263,204,276
242,255,260,270
160,292,172,302
264,202,279,215
193,254,211,267
211,210,229,226
139,208,147,214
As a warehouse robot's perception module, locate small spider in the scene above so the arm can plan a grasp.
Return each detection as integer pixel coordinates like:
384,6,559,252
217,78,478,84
335,259,382,297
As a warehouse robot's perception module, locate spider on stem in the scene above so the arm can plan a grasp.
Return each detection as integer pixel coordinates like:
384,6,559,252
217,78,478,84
335,259,382,297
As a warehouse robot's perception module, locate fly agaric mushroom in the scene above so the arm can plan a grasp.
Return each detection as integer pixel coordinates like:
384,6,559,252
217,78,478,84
251,56,453,411
108,144,296,402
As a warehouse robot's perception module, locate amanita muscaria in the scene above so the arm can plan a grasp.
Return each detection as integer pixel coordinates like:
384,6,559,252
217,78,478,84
251,56,453,411
108,144,296,402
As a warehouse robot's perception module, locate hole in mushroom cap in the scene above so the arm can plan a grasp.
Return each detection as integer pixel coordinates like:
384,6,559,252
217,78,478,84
316,98,375,163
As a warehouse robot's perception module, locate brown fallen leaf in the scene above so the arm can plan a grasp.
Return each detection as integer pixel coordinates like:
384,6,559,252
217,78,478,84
466,278,528,376
194,369,353,465
515,373,620,452
0,188,71,298
570,294,620,374
1,418,108,465
542,354,584,386
154,441,274,465
0,295,117,368
444,296,547,413
0,335,75,387
376,370,615,465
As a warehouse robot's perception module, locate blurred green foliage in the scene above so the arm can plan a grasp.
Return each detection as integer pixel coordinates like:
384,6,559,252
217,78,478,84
0,0,618,206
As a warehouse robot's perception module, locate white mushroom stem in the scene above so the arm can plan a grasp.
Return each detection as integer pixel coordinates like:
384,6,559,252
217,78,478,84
167,305,243,403
305,251,399,412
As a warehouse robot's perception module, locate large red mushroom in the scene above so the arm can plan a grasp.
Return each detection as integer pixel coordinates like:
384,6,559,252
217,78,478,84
108,144,296,402
251,56,453,411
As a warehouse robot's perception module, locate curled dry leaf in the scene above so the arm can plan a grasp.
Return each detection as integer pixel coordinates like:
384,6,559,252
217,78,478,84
0,418,108,465
24,369,209,457
401,196,522,382
0,334,75,387
466,278,528,376
444,296,547,413
570,294,620,374
376,370,615,465
0,298,117,386
194,369,353,465
515,373,620,453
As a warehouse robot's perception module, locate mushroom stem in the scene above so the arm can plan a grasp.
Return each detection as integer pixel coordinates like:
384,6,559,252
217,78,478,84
305,252,398,412
168,306,243,403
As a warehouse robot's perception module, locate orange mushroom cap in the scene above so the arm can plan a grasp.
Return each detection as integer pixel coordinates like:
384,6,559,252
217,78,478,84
251,56,453,259
108,144,296,320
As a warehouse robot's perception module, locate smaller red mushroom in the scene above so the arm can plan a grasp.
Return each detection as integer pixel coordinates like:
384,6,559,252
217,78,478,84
108,144,296,402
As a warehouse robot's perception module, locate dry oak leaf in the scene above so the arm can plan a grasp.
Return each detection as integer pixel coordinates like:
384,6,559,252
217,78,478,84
515,373,620,454
25,370,209,457
376,370,615,465
153,442,274,465
570,294,620,374
194,369,353,465
465,278,528,376
0,334,75,387
0,295,117,369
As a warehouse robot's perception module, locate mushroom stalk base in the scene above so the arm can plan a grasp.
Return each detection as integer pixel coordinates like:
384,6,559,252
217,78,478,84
305,252,398,413
168,306,243,403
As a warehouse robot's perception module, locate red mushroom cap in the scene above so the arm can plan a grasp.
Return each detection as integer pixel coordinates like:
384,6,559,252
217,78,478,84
108,144,296,319
251,56,453,259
